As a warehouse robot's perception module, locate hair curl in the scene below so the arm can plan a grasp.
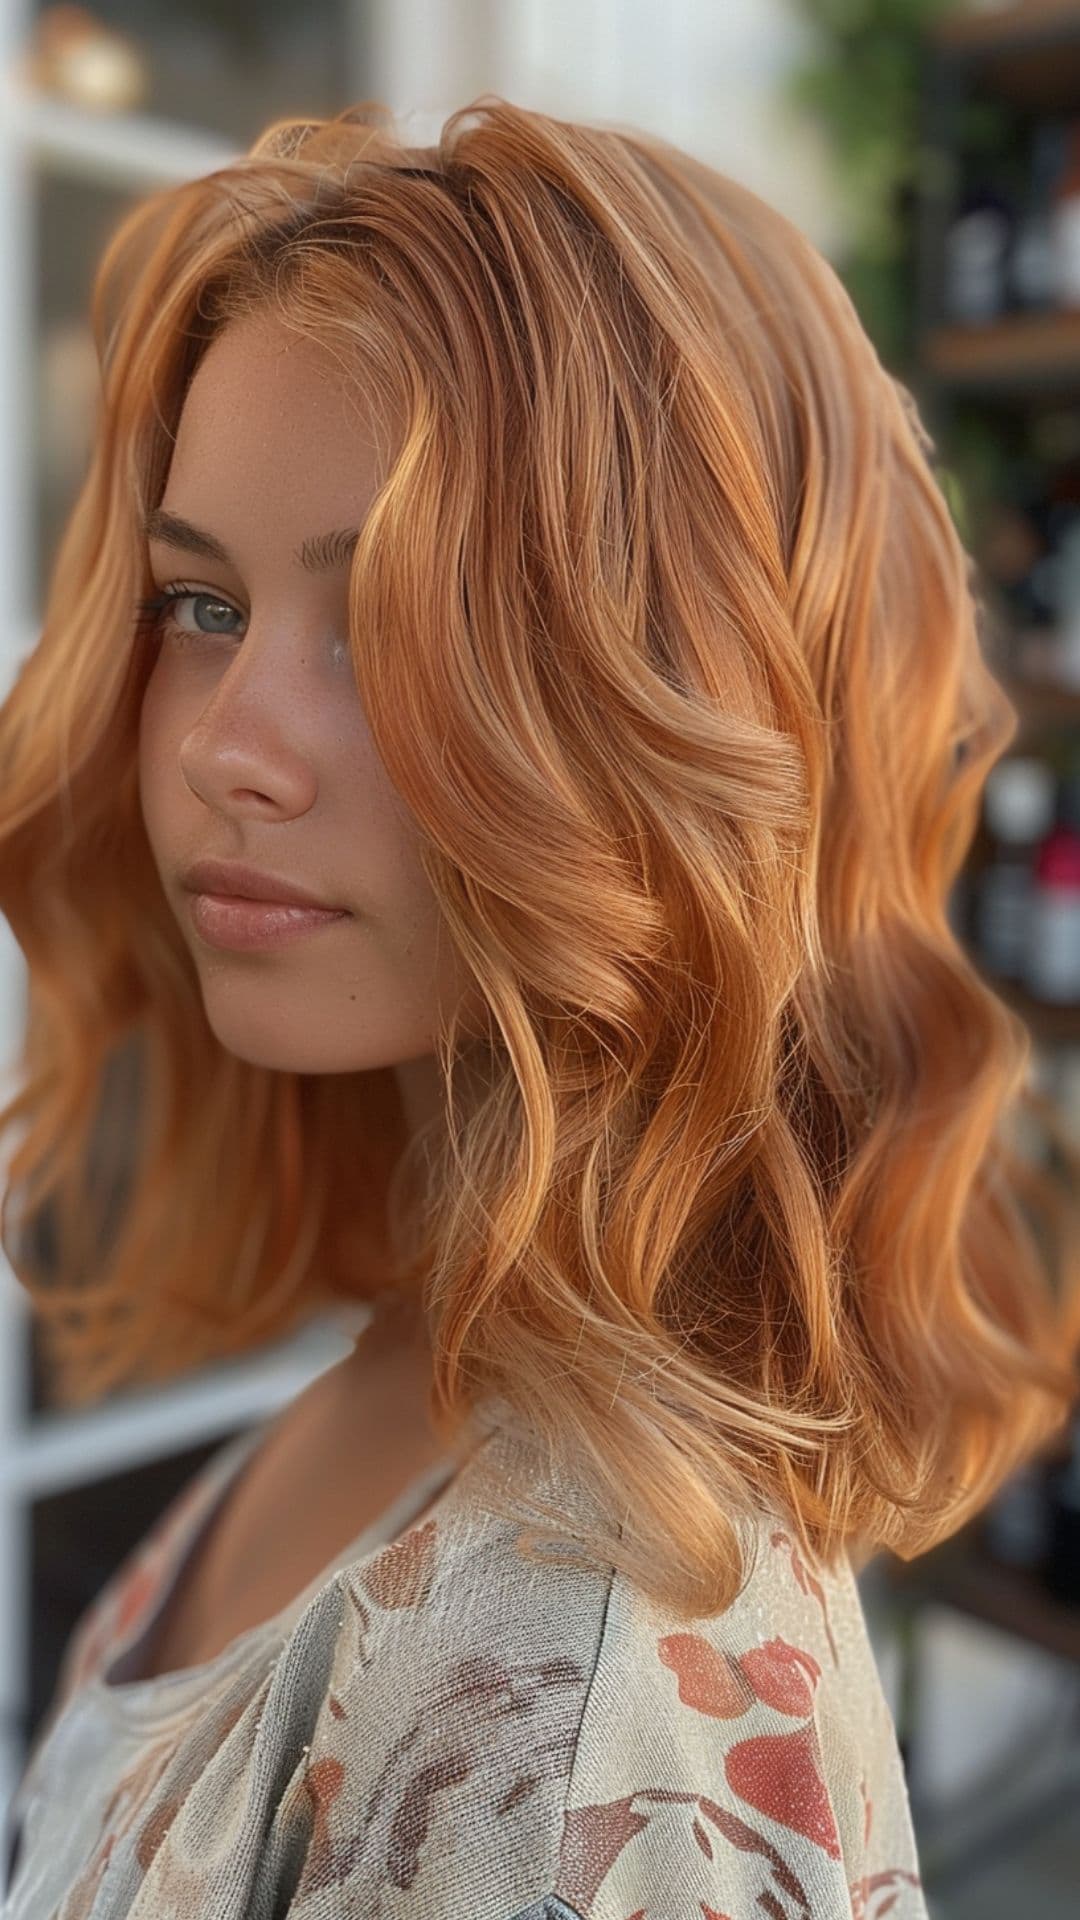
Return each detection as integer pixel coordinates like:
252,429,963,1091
2,94,1078,1620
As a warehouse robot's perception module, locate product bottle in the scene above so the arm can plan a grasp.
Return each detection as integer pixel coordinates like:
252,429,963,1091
975,756,1057,978
944,177,1014,324
1010,120,1067,311
1046,513,1080,689
1044,1409,1080,1606
1024,770,1080,1003
1051,119,1080,307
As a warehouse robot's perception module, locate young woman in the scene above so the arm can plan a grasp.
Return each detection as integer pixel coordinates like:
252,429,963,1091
1,92,1077,1920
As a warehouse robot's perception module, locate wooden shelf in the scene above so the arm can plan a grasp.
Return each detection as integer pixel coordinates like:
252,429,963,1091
921,310,1080,392
932,2,1080,111
934,1,1080,56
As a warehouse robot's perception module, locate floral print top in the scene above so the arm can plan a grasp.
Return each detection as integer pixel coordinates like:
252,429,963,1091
2,1397,928,1918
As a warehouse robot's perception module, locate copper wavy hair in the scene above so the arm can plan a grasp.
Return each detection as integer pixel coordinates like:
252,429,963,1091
2,94,1078,1620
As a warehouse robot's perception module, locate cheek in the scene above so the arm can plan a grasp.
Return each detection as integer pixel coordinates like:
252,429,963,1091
394,881,483,1029
137,652,171,748
440,966,488,1042
136,670,182,843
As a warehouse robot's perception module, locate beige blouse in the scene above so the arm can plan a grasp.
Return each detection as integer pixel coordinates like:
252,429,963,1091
2,1398,929,1918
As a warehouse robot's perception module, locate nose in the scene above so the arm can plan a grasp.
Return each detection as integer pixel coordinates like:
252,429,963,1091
177,629,326,823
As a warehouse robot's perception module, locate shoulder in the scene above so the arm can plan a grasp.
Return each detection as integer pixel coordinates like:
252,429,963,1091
558,1511,928,1918
274,1425,928,1919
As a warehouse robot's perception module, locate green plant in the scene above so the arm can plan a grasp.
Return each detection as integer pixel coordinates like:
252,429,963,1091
783,0,1009,371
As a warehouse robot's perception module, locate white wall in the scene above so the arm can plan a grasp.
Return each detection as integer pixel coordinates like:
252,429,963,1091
367,0,846,258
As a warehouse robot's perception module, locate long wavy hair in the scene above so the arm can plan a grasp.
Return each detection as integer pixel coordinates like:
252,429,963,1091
2,94,1078,1620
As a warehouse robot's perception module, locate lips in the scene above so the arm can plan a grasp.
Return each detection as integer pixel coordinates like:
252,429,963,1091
188,891,349,951
182,857,347,911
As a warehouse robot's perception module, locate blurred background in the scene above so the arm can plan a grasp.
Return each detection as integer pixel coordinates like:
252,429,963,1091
0,2,1079,1914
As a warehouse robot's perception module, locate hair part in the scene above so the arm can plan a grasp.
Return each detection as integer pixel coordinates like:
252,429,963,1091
1,93,1077,1620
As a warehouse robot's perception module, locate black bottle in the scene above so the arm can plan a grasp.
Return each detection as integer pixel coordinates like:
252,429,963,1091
1043,1408,1080,1606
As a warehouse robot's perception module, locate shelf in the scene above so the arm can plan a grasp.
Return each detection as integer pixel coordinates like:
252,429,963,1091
934,1,1080,56
921,310,1080,393
0,1300,371,1501
932,1,1080,113
1,76,238,190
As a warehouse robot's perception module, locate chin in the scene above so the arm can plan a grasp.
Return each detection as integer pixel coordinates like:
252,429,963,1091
216,1040,360,1074
200,1009,415,1077
196,1008,356,1075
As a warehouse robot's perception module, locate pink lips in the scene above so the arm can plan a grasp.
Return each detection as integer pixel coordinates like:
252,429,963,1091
189,893,349,951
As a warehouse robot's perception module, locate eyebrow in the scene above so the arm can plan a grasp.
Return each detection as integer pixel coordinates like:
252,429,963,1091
141,507,360,575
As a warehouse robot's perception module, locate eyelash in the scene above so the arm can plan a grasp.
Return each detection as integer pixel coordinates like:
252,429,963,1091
133,582,244,644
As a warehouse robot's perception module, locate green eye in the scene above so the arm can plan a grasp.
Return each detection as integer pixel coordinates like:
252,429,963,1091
133,585,244,643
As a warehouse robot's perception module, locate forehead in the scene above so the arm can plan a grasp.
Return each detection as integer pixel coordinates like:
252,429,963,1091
160,315,390,545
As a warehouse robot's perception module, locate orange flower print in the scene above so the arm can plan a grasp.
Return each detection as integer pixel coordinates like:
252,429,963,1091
725,1723,841,1856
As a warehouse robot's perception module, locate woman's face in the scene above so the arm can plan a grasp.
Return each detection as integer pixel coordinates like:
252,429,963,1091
137,311,483,1115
